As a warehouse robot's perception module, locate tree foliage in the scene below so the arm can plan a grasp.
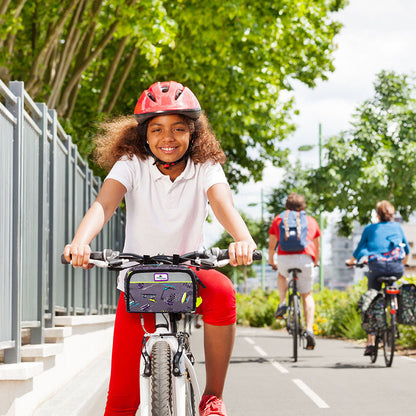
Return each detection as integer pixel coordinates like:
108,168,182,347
308,71,416,235
0,0,346,186
265,160,320,222
212,211,265,282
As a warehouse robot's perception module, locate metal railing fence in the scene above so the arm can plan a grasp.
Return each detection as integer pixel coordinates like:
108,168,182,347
0,80,124,363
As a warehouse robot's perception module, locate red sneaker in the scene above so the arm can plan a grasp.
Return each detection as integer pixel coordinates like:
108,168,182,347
199,395,227,416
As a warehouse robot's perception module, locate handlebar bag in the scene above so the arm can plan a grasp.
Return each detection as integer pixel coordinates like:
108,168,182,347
398,283,416,325
124,265,198,313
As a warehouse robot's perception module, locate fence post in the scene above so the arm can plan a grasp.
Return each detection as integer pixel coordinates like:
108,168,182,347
4,81,24,363
46,109,58,327
30,102,49,344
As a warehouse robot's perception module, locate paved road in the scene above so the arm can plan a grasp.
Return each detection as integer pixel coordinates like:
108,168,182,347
189,325,416,416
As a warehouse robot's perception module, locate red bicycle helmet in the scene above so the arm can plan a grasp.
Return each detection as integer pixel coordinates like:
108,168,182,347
134,81,201,124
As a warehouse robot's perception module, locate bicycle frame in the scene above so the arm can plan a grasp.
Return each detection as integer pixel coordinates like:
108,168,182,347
139,313,201,415
62,248,262,415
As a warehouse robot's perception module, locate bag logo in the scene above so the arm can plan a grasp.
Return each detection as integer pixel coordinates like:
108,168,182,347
154,273,169,281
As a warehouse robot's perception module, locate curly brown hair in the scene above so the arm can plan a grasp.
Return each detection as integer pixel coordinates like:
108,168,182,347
94,112,226,171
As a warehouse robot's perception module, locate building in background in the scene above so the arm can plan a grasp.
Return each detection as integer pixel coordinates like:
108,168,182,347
326,218,416,291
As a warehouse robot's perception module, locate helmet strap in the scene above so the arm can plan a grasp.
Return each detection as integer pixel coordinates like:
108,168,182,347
145,140,193,170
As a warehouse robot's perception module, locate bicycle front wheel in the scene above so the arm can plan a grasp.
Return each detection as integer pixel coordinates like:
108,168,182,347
370,335,379,364
292,296,299,362
185,368,196,415
383,307,396,367
151,341,173,415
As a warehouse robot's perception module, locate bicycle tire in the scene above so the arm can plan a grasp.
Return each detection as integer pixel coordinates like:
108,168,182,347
185,368,197,416
151,341,173,415
292,294,299,362
383,306,396,367
370,335,379,363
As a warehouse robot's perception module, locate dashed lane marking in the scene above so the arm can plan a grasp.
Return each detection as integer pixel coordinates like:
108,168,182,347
292,378,330,409
245,337,289,374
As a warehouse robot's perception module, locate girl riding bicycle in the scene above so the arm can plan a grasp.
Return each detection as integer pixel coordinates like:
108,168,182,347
63,81,257,416
346,200,409,356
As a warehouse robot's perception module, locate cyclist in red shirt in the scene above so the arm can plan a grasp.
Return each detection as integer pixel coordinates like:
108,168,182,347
268,193,321,349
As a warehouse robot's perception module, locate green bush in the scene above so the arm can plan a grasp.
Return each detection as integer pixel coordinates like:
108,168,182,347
235,276,416,350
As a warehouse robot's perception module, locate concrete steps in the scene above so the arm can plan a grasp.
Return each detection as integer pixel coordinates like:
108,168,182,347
0,315,115,416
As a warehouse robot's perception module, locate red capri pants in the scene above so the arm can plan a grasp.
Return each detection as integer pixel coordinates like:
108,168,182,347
104,267,236,415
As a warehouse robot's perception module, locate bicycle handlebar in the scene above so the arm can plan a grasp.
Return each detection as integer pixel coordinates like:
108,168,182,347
61,247,262,270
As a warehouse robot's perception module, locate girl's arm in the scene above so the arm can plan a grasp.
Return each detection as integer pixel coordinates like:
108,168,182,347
207,183,257,267
63,179,127,268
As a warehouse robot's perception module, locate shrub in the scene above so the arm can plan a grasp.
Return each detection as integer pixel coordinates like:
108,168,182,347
235,276,416,350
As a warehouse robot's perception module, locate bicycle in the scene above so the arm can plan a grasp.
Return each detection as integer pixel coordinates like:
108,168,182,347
62,247,261,415
284,268,306,362
354,263,400,367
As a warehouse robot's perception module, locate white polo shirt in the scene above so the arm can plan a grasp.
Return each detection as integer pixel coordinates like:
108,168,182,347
105,155,228,291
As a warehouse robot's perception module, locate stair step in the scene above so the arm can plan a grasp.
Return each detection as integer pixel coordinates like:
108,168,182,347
21,343,63,361
33,348,111,416
0,361,43,381
44,326,72,342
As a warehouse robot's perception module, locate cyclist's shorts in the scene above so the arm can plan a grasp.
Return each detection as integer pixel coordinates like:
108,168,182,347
277,254,315,294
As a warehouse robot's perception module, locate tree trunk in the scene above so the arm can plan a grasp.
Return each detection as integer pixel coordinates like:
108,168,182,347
0,0,12,18
104,47,137,115
58,19,119,116
97,36,129,113
47,0,88,108
0,0,27,48
26,0,81,93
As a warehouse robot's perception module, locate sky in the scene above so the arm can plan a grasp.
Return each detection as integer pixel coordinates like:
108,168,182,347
205,0,416,246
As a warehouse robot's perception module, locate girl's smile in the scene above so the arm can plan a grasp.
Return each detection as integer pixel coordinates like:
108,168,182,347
147,114,190,163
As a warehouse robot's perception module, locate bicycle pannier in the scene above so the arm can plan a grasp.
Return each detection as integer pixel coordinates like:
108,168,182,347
398,283,416,325
357,289,386,333
124,265,198,313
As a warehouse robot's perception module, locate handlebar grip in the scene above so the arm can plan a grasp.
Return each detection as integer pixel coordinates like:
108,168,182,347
252,250,262,261
60,250,111,264
213,248,263,261
61,254,70,264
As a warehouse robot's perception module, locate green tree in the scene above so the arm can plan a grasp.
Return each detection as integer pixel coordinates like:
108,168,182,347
308,71,416,235
265,160,320,222
211,212,264,285
0,0,347,186
116,0,346,186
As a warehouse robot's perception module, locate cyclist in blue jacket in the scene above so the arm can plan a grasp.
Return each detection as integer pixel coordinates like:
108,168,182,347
346,200,409,356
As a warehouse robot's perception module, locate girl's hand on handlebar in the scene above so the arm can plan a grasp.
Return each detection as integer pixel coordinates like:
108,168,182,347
63,243,94,269
228,241,257,267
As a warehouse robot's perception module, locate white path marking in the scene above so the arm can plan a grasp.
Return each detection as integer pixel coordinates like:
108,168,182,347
292,378,330,409
244,337,255,345
270,360,289,374
254,345,267,357
244,337,289,374
400,355,416,362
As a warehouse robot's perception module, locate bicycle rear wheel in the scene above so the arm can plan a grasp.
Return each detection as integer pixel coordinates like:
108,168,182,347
151,341,173,415
383,308,396,367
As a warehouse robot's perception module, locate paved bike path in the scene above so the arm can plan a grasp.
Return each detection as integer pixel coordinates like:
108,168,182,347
190,325,416,416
